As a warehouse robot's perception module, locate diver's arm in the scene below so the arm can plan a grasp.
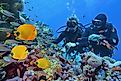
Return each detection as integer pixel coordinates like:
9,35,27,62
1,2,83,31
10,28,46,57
52,32,65,44
82,28,90,37
77,28,90,47
102,24,119,46
80,28,90,42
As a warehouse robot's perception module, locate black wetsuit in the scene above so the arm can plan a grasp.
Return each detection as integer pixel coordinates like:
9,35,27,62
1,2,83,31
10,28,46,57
82,23,119,57
53,27,84,55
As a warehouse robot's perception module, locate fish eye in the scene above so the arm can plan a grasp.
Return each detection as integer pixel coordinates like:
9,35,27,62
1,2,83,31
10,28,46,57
11,53,14,56
36,62,38,65
33,29,36,32
16,32,20,36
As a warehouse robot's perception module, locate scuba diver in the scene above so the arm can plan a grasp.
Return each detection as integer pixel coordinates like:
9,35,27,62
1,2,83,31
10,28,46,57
82,13,119,57
53,16,85,59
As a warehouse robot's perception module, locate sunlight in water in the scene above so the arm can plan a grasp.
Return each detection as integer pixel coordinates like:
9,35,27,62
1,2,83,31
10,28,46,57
66,0,76,15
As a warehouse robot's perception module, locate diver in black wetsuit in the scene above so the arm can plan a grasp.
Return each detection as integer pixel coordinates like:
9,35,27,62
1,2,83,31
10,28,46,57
53,16,85,58
82,13,119,57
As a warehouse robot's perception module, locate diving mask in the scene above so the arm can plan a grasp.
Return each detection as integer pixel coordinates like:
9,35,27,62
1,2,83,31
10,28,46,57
92,19,103,26
67,20,77,27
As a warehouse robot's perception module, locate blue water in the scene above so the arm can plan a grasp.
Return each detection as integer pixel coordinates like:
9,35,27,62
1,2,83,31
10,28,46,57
24,0,121,60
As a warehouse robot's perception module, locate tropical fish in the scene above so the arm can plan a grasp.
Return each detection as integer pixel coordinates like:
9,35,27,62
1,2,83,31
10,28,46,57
0,21,7,24
4,39,20,46
10,22,20,26
0,46,10,52
0,9,15,18
3,56,12,62
11,45,28,60
83,15,86,18
24,1,29,4
35,58,50,69
28,9,32,11
0,28,13,31
14,24,37,40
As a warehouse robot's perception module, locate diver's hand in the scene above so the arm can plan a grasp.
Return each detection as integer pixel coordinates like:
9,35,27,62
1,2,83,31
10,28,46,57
100,40,113,49
66,42,78,48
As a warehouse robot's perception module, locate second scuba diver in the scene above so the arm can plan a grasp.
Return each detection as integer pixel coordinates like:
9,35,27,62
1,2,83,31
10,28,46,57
53,16,86,58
